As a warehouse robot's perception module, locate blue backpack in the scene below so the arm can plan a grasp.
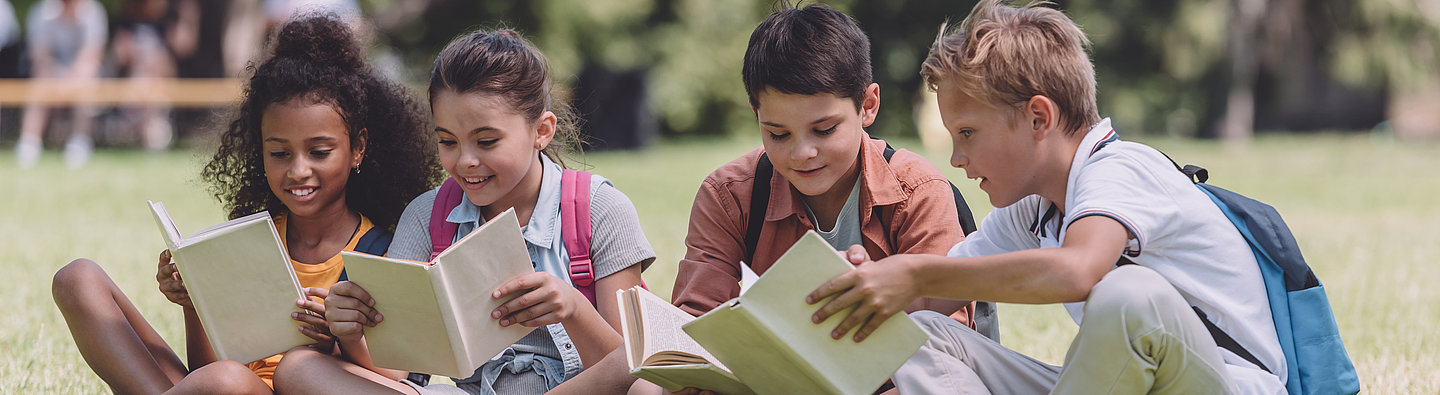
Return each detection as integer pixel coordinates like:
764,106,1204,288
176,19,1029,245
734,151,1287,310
1175,163,1360,395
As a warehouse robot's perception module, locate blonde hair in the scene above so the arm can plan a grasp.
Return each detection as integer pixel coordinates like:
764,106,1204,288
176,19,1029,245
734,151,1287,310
920,0,1099,135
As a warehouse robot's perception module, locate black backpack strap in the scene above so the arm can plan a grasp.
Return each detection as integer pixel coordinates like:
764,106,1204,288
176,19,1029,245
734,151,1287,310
339,227,393,282
881,143,977,235
1193,307,1271,374
744,153,774,265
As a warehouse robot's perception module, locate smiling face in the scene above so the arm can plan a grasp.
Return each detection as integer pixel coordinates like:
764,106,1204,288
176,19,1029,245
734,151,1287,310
754,86,877,208
432,89,555,217
261,99,363,219
936,80,1041,208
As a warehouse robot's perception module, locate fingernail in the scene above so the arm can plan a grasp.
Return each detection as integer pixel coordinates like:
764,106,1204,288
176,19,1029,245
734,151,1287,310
492,310,501,319
374,313,383,322
493,291,502,298
832,331,842,339
499,319,510,326
812,314,821,323
805,296,814,304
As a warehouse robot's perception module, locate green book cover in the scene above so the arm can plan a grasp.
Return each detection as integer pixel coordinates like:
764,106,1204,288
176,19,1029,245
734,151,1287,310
682,231,928,395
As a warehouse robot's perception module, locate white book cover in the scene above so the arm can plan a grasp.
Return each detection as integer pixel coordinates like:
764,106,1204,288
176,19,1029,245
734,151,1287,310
341,208,535,378
147,200,312,364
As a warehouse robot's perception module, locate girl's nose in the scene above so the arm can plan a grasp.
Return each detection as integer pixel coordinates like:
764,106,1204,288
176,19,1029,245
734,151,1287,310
289,158,314,179
458,147,481,169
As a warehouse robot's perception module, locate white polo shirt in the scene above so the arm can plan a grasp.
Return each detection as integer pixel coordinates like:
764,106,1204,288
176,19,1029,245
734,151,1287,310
948,119,1286,393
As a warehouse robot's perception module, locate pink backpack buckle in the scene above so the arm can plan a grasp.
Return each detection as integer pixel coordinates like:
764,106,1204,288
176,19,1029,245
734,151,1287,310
568,257,594,286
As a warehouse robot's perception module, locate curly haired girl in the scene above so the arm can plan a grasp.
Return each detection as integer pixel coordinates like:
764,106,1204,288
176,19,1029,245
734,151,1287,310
51,14,441,394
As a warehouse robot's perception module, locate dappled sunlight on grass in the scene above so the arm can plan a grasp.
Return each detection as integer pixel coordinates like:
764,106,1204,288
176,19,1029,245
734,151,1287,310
2,133,1435,392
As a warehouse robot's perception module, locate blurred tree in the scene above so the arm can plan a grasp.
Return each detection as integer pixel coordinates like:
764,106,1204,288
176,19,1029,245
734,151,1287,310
358,0,1440,141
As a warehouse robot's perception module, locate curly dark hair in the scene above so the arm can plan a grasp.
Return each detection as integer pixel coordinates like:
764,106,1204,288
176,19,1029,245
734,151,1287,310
201,14,443,230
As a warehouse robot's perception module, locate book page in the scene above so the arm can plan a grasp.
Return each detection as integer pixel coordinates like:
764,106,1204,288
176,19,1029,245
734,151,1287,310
631,288,726,370
185,210,273,245
147,200,182,248
162,210,312,364
340,252,462,377
432,208,534,375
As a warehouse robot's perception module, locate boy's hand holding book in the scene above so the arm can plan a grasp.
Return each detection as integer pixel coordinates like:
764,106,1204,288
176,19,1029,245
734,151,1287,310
807,253,924,343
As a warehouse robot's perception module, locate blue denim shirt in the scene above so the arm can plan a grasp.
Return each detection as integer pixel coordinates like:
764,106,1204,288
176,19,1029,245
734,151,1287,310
445,155,602,390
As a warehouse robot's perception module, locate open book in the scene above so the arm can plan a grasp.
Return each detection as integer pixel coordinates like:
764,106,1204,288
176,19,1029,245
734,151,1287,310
147,200,311,365
617,287,752,395
340,208,534,378
679,231,929,395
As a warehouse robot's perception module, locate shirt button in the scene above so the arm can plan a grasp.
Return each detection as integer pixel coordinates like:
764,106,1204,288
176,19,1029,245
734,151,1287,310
564,343,573,349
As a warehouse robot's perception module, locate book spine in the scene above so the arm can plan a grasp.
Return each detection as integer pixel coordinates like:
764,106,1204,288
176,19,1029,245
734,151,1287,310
429,259,469,375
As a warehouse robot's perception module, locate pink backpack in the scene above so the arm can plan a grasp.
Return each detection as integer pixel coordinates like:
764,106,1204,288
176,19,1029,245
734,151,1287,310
426,170,608,306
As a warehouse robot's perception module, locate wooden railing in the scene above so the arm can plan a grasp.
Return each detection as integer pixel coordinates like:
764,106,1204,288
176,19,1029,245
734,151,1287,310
0,78,243,106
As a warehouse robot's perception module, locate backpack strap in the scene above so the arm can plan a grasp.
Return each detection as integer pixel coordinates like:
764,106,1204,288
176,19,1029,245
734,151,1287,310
429,178,464,260
744,153,774,265
339,227,394,282
1193,306,1272,373
561,169,598,307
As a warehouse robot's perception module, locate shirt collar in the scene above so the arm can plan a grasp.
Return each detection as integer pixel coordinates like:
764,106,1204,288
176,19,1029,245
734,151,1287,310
446,154,564,247
1064,118,1116,203
766,132,904,222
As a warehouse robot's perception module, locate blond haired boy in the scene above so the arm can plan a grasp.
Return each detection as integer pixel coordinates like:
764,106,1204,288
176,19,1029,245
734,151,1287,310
806,1,1286,393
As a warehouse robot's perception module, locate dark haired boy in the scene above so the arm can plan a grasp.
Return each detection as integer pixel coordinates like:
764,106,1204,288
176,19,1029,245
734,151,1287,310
548,5,980,394
670,3,976,327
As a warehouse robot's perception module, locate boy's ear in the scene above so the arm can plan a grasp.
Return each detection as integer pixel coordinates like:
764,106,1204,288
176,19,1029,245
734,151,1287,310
1025,95,1058,141
534,111,558,150
859,83,880,127
351,128,368,169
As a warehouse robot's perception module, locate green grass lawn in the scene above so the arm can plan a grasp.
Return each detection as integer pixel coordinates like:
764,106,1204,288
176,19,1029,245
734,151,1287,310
2,133,1436,392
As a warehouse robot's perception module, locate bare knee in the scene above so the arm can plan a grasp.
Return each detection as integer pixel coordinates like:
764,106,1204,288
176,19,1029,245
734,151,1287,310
52,258,108,309
273,346,327,393
181,360,269,395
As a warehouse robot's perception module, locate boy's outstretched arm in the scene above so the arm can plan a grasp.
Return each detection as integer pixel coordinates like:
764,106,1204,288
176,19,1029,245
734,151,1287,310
808,215,1129,342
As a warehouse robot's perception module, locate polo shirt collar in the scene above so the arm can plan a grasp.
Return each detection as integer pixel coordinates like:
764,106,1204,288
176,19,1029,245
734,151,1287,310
766,131,904,222
445,154,563,247
1065,117,1116,200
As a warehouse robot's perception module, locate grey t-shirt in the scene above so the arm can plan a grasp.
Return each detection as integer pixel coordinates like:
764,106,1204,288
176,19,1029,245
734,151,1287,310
803,178,864,251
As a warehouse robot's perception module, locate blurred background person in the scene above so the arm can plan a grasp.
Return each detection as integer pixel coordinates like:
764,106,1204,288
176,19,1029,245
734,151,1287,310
110,0,198,151
14,0,105,169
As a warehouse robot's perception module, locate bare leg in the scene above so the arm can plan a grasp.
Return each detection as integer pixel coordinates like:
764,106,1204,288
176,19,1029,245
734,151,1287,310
16,103,48,168
52,258,188,394
272,346,417,394
549,347,641,395
166,360,272,395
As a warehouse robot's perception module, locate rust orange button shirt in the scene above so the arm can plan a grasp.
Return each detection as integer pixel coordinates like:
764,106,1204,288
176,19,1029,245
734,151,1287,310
672,134,976,328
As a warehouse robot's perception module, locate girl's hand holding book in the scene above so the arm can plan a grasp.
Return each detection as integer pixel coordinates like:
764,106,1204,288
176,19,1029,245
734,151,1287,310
154,249,193,309
491,271,586,328
295,287,336,351
324,280,384,340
